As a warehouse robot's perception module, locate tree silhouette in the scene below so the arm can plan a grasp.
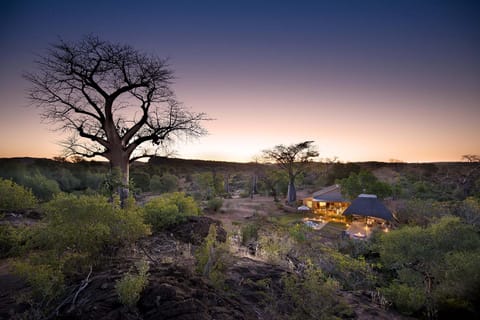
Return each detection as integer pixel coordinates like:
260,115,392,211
262,141,318,204
25,35,207,204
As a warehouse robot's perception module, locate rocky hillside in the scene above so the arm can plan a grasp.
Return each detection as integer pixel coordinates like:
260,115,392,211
1,214,411,320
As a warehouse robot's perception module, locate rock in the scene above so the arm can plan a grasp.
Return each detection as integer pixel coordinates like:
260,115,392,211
168,216,227,245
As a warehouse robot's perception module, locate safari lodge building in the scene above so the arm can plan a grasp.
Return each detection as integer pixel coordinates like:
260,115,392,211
302,185,350,221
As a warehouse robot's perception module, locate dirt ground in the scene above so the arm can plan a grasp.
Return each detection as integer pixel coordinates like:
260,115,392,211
205,195,291,232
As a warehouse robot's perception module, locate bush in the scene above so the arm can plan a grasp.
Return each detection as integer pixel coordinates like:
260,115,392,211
0,178,37,210
23,173,61,201
206,197,223,212
288,223,309,243
282,261,350,319
316,247,376,291
144,192,200,231
149,173,179,193
116,260,149,308
380,282,425,315
13,258,65,301
195,224,231,289
36,193,150,259
0,225,26,258
241,223,259,245
11,194,150,311
258,228,294,264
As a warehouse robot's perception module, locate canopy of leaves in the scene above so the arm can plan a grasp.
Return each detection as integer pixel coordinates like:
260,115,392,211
338,170,392,200
378,216,480,317
0,178,38,210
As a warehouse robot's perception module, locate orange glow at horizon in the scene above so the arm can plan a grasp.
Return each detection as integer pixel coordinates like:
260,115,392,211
1,79,479,163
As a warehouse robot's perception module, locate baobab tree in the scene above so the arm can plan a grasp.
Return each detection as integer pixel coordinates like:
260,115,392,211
25,35,207,204
262,141,319,204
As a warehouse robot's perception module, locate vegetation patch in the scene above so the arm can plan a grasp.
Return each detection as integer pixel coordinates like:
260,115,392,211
144,192,201,231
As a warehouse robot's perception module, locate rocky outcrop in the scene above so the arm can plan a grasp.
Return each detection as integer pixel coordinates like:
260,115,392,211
167,216,227,244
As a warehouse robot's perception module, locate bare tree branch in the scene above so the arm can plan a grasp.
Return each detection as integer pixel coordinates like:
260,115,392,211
25,35,208,204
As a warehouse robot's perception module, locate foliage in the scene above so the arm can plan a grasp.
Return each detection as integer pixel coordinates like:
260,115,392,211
454,197,480,228
11,194,149,311
116,260,150,308
206,197,223,212
326,162,360,185
377,216,480,318
149,173,179,193
241,223,260,245
256,167,288,201
13,257,65,301
288,223,309,243
190,172,224,200
282,261,350,320
23,172,61,201
144,192,200,231
258,228,294,264
316,246,376,291
195,224,231,289
130,171,151,192
380,282,426,315
338,170,392,200
0,178,37,210
393,198,450,226
0,225,27,258
262,141,319,203
36,194,150,259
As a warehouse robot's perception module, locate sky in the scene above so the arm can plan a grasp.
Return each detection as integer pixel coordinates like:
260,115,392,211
0,0,479,163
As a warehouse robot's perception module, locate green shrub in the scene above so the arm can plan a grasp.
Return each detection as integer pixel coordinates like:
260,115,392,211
206,197,223,212
380,282,425,315
144,192,200,231
36,193,150,259
316,247,376,291
23,173,61,201
258,228,294,263
0,178,37,210
241,223,259,245
195,224,231,289
288,223,309,243
13,258,65,300
282,261,350,319
149,173,178,193
116,260,149,308
0,225,27,258
11,194,150,310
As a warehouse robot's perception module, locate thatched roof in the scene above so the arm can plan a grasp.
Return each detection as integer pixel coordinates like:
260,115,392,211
343,194,393,221
312,184,346,202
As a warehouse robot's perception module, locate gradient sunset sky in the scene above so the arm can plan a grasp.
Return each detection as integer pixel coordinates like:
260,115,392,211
1,0,479,163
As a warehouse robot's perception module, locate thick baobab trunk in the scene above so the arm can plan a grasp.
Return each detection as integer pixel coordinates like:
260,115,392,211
287,179,296,204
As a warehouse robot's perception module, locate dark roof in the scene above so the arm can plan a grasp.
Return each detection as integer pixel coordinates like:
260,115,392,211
343,194,393,220
312,184,346,202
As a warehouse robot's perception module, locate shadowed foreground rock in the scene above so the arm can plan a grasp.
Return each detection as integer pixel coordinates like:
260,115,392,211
56,265,253,320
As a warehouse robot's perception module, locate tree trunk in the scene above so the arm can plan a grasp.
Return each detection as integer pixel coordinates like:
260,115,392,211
287,178,296,204
252,175,258,195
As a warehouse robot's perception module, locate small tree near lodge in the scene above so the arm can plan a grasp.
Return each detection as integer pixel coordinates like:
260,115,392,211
262,141,319,204
25,35,207,205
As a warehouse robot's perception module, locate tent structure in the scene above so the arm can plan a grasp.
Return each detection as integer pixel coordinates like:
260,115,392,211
343,194,393,221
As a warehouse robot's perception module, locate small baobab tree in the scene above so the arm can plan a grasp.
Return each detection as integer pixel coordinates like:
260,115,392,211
25,35,208,205
262,141,319,204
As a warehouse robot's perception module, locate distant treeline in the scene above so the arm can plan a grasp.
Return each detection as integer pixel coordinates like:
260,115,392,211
0,157,478,202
